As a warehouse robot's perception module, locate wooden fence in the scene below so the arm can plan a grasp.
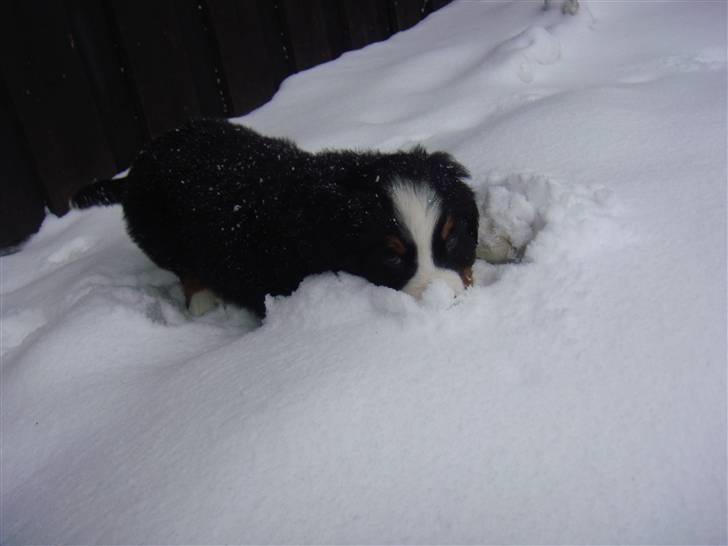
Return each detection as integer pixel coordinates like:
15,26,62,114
0,0,453,250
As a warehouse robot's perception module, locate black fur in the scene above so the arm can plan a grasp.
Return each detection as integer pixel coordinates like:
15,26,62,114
74,119,478,316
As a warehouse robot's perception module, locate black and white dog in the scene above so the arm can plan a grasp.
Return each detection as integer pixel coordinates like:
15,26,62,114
74,119,478,316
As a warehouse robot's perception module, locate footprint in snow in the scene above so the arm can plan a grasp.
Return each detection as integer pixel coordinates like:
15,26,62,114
484,26,561,84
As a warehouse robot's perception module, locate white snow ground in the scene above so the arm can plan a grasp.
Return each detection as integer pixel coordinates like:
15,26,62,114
1,1,726,543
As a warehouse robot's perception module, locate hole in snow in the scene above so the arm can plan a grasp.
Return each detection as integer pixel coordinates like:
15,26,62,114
473,171,612,268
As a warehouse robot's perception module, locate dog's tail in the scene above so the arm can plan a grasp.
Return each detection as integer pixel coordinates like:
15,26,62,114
72,177,127,209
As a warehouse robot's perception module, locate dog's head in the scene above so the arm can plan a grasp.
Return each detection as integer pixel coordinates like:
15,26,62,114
349,147,478,298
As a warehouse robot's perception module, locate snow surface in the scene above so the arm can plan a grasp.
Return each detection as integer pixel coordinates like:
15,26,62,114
1,1,726,543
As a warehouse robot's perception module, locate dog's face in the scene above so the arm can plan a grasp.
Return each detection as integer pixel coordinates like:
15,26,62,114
355,151,478,298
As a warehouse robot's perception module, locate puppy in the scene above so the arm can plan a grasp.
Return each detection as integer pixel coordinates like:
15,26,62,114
74,119,478,316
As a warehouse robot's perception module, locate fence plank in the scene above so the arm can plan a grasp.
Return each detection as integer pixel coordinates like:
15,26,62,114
280,0,336,72
431,0,453,10
111,0,201,137
174,0,230,117
0,77,45,250
339,0,393,51
65,0,147,170
206,0,291,116
0,0,116,215
391,0,430,32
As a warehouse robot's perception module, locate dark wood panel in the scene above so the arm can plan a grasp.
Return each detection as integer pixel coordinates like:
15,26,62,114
111,0,200,137
431,0,453,11
280,0,335,72
206,0,291,116
65,0,147,169
0,0,116,215
320,0,352,61
392,0,429,31
174,0,230,117
0,76,46,250
340,0,393,50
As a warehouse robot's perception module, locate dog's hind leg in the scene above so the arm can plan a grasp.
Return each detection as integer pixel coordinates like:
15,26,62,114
182,276,219,316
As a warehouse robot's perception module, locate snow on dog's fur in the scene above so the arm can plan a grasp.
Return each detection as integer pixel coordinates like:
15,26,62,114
74,119,478,316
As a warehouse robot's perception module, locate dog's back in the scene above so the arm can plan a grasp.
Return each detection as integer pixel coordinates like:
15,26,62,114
123,120,321,313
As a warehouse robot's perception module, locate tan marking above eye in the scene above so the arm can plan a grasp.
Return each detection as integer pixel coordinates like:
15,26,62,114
441,214,455,241
385,235,406,256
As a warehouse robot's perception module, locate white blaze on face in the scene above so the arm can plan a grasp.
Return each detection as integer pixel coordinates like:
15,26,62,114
389,180,465,298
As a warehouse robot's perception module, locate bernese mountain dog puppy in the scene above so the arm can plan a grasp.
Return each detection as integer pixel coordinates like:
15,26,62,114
74,119,478,317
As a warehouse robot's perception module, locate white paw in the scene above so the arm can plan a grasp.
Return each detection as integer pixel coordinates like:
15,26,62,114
188,289,219,316
477,226,525,264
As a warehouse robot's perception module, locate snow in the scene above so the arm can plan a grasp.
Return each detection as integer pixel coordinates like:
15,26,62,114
1,1,726,543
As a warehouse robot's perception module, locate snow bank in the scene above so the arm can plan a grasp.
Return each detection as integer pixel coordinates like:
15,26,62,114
2,1,725,543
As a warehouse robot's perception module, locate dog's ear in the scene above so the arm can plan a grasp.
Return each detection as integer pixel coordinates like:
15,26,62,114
426,150,470,183
423,149,478,239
